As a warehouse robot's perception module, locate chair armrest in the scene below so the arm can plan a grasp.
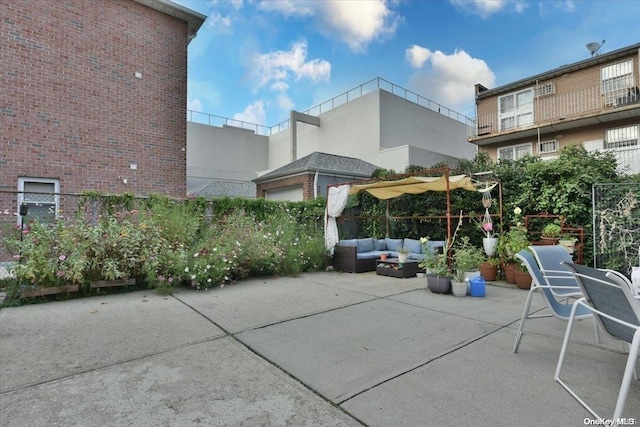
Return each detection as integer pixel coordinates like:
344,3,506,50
334,244,357,258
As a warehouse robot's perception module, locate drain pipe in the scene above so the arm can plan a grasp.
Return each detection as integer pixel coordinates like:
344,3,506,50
313,171,319,198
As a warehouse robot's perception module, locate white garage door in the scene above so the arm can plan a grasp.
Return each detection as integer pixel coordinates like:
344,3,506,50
265,186,304,201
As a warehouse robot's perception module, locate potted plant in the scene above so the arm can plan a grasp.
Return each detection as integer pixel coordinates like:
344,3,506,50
541,222,561,243
513,251,533,289
451,267,468,297
397,245,409,263
419,237,451,294
498,207,531,284
558,235,577,254
453,237,485,277
479,256,500,281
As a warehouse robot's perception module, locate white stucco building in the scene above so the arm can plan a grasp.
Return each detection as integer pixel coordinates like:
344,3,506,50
187,78,477,200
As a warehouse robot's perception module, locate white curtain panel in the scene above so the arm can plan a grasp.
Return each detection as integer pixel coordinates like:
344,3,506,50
324,184,350,254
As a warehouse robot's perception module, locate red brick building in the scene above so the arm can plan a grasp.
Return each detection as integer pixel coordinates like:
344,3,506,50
1,0,205,208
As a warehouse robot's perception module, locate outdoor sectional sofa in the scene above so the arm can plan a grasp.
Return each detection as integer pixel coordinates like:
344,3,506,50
332,237,445,273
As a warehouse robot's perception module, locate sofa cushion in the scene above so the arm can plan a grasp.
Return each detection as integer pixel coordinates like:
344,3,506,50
339,239,357,247
403,238,422,254
357,250,390,260
384,238,403,251
357,238,375,253
407,253,425,261
374,239,387,251
428,241,446,254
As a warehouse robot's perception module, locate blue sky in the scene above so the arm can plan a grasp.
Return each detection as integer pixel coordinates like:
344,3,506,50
175,0,639,127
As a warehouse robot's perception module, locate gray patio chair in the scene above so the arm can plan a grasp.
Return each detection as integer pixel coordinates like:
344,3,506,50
556,262,640,421
513,250,596,353
529,245,582,299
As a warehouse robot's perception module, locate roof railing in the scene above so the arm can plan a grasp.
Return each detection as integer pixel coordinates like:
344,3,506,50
187,77,475,136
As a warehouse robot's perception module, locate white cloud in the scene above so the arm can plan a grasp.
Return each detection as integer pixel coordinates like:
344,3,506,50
209,0,244,9
317,1,400,53
270,81,289,92
449,0,528,18
233,100,266,125
208,13,233,34
277,94,294,112
251,40,331,91
406,47,495,115
187,98,202,112
257,0,400,53
539,0,576,15
405,45,432,69
256,0,314,17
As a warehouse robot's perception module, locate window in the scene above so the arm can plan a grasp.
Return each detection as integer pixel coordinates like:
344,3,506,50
498,143,532,161
605,125,639,149
601,59,634,106
18,178,60,222
498,88,534,131
538,140,559,154
535,83,555,97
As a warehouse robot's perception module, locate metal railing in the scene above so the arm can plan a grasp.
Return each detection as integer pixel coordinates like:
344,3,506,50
472,80,639,138
187,77,475,136
603,145,640,175
186,111,272,136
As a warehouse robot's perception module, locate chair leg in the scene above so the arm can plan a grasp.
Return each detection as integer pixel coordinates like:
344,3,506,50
613,332,640,419
513,288,536,353
594,318,601,343
555,301,601,419
621,342,638,381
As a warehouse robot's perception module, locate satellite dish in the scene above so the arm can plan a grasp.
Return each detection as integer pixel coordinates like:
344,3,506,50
586,40,605,57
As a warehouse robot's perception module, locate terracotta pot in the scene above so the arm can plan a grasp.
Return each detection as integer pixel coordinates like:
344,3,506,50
479,262,498,281
513,269,532,289
503,263,517,284
539,237,559,245
380,254,388,261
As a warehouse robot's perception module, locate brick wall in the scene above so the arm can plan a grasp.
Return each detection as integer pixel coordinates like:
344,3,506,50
1,0,189,197
256,173,316,200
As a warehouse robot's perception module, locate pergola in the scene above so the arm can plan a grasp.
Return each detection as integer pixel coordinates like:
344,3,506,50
324,166,502,253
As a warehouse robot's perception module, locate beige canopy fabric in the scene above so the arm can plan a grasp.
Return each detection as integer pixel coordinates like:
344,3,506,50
348,175,477,200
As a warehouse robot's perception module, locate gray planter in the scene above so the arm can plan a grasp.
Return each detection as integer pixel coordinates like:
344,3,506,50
426,274,451,294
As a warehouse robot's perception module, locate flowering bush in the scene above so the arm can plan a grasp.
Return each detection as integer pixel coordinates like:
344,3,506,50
8,220,89,288
3,196,327,302
147,209,326,291
497,206,530,267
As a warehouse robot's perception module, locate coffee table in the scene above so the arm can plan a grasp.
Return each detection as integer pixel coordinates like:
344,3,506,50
376,258,420,278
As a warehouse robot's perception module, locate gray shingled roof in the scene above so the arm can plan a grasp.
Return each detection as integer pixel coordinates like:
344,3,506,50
188,180,256,198
253,152,380,183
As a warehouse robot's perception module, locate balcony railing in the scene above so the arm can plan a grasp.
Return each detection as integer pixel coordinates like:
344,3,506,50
188,77,475,137
472,80,640,138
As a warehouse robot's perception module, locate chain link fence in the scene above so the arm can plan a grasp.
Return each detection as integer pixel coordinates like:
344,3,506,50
592,182,640,277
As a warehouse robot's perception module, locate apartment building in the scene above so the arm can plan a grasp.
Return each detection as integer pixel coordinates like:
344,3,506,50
1,0,205,219
469,42,640,174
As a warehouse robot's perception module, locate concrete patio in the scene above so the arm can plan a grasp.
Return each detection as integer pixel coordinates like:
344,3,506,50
0,271,638,426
